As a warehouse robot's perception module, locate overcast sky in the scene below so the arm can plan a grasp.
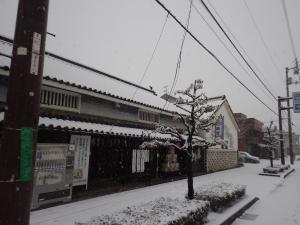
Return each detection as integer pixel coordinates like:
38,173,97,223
0,0,299,133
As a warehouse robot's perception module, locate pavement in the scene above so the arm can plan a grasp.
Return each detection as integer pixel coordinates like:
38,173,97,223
30,158,299,225
233,159,300,225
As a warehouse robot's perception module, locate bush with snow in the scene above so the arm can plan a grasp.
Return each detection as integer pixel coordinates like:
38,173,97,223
193,182,246,212
75,197,210,225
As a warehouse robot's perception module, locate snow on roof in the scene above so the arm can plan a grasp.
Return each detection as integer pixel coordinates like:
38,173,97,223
0,39,180,113
201,95,226,119
44,57,183,112
0,112,173,139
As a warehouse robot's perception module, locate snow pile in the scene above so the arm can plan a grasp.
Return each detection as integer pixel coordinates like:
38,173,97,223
75,197,210,225
194,182,246,211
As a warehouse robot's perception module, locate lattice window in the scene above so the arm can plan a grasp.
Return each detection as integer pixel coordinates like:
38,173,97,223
138,110,160,123
40,86,81,112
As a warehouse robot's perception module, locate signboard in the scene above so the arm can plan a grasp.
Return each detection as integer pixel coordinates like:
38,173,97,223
20,128,33,182
293,92,300,113
70,135,91,188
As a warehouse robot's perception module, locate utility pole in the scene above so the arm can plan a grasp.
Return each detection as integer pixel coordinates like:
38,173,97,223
284,59,299,165
278,97,285,165
286,67,294,165
0,1,49,225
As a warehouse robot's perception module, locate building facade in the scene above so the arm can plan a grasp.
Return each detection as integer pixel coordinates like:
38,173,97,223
234,113,264,157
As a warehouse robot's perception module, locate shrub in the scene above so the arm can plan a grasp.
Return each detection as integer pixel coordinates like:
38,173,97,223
76,197,210,225
194,182,246,212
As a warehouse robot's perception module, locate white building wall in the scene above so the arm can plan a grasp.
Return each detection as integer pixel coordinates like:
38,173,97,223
204,101,238,151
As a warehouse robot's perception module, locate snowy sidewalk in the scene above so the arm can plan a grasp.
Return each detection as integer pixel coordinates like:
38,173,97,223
30,159,299,225
233,160,300,225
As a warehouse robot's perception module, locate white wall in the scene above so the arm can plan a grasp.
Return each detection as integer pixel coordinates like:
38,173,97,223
204,101,239,151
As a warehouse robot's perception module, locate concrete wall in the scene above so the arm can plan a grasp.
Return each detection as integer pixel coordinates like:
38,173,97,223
206,149,237,172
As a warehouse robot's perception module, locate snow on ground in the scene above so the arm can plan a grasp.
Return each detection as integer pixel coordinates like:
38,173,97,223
233,160,300,225
30,159,299,225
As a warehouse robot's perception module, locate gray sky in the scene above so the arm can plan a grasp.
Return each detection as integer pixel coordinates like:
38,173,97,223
0,0,299,133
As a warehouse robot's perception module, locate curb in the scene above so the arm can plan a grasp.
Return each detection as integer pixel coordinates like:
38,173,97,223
259,168,295,178
283,168,295,178
219,196,259,225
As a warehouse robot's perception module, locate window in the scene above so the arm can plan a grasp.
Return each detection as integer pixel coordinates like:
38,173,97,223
132,149,150,173
215,115,224,139
138,110,160,123
40,86,81,112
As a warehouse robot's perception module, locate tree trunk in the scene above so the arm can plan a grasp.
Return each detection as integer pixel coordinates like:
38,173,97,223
186,146,194,199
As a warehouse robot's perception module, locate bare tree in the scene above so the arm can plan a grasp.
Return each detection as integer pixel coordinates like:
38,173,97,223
263,121,280,167
141,79,216,199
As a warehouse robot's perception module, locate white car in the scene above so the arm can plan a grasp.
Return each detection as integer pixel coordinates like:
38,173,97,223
238,151,260,163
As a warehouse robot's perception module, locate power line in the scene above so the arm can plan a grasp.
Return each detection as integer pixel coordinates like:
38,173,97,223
131,13,170,99
190,2,277,104
0,35,156,95
206,0,285,86
199,0,277,101
242,0,284,85
165,0,193,110
281,0,297,60
154,0,278,116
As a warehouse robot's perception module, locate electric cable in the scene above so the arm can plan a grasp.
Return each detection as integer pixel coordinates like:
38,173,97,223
154,0,278,115
131,12,170,99
242,0,285,85
206,0,285,85
199,0,277,101
281,0,297,60
190,1,276,103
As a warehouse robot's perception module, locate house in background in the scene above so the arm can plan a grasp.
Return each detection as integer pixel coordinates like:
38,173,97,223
234,113,264,157
200,95,240,172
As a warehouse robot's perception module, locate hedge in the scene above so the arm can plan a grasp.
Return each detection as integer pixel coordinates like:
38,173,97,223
76,197,210,225
194,182,246,212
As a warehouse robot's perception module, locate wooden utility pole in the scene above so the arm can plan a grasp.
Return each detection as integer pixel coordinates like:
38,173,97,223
0,1,49,224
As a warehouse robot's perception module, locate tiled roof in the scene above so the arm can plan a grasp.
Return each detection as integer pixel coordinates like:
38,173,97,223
0,112,173,139
43,76,174,114
0,37,181,114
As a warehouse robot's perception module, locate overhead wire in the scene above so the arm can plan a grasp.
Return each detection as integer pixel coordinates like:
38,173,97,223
131,12,170,99
164,0,193,110
190,1,277,104
242,0,285,85
154,0,278,116
202,0,300,134
281,0,297,60
198,0,277,101
206,0,285,86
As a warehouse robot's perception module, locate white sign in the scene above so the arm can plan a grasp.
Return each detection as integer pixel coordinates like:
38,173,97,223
70,135,91,188
293,92,300,113
30,32,41,75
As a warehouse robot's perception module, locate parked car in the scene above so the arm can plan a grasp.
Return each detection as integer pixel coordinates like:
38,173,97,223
238,151,260,163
